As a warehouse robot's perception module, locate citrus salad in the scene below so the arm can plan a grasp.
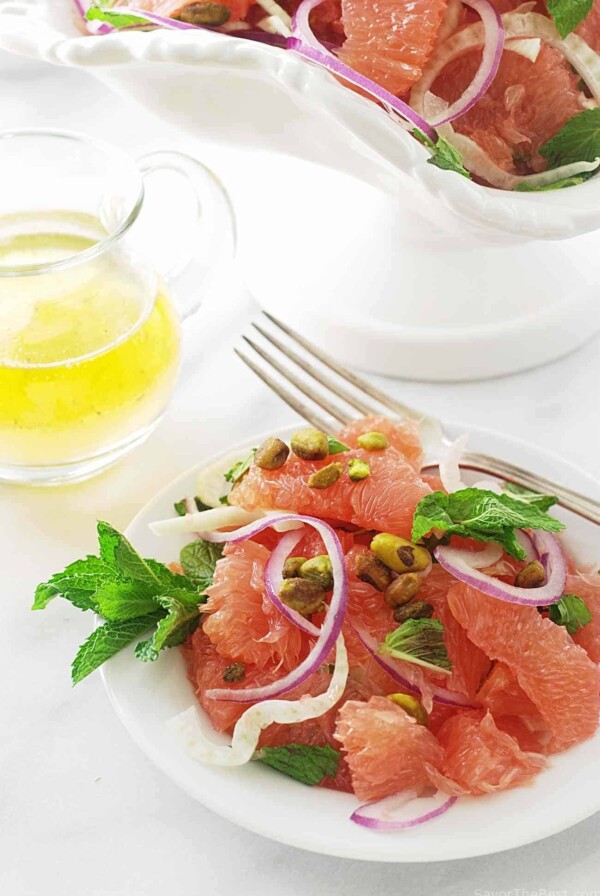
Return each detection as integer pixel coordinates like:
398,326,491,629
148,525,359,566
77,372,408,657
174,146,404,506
76,0,600,190
36,416,600,831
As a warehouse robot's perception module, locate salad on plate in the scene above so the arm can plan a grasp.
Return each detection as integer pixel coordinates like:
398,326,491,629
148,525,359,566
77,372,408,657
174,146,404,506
35,416,600,832
71,0,600,190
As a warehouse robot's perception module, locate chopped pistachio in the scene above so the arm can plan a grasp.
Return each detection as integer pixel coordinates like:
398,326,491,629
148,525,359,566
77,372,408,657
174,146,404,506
393,600,434,624
222,662,246,682
515,560,546,588
387,693,429,726
384,573,421,608
282,556,307,579
371,532,431,574
278,578,325,616
300,555,333,590
307,462,344,489
255,437,289,470
354,551,393,592
348,458,370,481
357,431,390,451
291,428,329,460
176,2,231,26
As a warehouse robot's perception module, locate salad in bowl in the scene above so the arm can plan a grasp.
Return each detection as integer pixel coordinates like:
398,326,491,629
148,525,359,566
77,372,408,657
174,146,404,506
35,416,600,834
49,0,600,191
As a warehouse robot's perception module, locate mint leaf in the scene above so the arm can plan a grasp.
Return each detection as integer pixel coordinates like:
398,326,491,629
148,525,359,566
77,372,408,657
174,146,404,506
97,521,167,588
94,581,160,622
224,450,256,485
174,496,212,516
514,174,591,192
134,590,201,661
327,437,350,455
257,744,340,786
413,129,471,179
71,613,163,684
548,593,592,634
501,482,558,512
412,488,565,559
33,555,116,611
546,0,593,38
180,539,223,586
540,109,600,168
381,618,452,674
86,5,148,28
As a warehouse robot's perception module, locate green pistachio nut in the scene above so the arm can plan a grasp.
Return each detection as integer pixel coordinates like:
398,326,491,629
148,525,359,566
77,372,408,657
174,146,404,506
384,572,421,608
515,560,546,588
370,532,431,574
387,693,428,726
176,2,231,25
307,462,344,489
299,555,333,590
291,428,329,461
356,431,390,451
348,458,370,481
282,556,307,579
354,551,393,592
393,600,433,624
255,437,290,470
278,578,325,617
222,662,246,682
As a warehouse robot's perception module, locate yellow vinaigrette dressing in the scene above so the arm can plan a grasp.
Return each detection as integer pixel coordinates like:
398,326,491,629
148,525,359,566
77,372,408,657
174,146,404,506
0,212,181,466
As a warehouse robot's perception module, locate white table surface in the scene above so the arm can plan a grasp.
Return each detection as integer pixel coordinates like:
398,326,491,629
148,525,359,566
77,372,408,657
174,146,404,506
2,49,600,896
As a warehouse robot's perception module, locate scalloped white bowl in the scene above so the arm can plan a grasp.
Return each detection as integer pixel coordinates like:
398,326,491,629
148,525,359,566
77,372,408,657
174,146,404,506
3,0,600,379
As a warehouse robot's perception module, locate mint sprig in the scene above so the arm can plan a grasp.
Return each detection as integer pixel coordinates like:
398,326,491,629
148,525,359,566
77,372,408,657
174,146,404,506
540,109,600,169
34,522,215,683
224,450,256,485
257,743,340,785
180,540,223,587
548,593,592,635
413,129,471,179
546,0,594,38
86,5,148,28
381,618,452,675
501,482,558,512
412,488,565,559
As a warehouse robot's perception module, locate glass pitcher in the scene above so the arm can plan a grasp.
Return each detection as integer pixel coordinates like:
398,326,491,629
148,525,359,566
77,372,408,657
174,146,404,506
0,129,235,485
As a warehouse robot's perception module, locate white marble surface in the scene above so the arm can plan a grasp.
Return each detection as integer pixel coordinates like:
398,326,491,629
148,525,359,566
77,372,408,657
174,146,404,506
2,49,600,896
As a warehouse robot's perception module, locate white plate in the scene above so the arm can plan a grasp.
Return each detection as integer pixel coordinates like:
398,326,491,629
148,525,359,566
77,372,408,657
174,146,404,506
102,423,600,862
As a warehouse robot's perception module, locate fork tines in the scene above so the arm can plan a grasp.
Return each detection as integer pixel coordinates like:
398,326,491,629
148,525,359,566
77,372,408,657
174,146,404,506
235,311,420,430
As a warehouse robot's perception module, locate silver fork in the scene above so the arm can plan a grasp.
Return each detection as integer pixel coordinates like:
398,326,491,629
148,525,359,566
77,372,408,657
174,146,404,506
235,311,600,525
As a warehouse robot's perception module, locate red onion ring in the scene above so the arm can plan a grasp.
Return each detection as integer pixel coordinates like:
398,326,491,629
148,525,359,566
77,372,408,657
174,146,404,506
289,0,437,140
351,790,458,830
351,623,478,709
427,0,505,126
263,529,320,636
435,531,566,606
443,541,504,569
200,514,348,703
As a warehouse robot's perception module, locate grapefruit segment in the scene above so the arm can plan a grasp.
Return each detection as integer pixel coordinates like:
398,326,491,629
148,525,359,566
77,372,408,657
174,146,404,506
203,540,308,671
334,695,444,801
338,0,449,96
430,710,547,794
566,571,600,663
230,446,431,538
338,415,424,472
433,44,586,174
447,583,600,752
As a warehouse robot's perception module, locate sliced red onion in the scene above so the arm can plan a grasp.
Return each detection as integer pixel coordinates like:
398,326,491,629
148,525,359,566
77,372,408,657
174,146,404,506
516,529,538,563
444,541,504,569
435,530,566,606
428,0,505,126
351,790,457,831
289,0,436,140
263,529,320,636
201,514,347,703
351,623,478,709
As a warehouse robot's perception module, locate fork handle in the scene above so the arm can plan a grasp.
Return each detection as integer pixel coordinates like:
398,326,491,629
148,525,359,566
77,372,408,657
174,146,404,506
424,451,600,525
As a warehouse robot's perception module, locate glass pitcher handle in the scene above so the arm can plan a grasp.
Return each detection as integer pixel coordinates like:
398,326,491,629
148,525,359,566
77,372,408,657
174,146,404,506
136,151,236,320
